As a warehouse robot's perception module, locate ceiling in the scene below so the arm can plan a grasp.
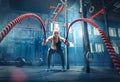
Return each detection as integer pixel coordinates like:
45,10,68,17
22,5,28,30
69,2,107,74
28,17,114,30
9,0,61,13
0,0,120,22
1,0,120,15
104,0,120,21
104,0,120,14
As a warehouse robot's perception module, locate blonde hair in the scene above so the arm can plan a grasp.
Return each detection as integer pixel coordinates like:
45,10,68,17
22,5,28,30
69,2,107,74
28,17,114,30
53,27,60,35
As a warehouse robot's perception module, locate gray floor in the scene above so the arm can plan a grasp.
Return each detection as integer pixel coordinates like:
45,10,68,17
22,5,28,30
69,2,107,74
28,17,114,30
0,66,120,82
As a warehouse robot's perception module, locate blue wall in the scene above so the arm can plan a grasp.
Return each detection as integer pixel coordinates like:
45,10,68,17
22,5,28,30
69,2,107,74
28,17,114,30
0,0,120,67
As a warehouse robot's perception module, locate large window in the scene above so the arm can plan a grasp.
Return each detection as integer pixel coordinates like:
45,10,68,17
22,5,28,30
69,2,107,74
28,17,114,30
54,22,59,28
88,25,92,35
112,41,119,54
95,43,104,52
109,27,117,37
94,28,100,35
50,22,59,31
113,46,119,54
118,28,120,37
50,23,53,31
90,43,94,53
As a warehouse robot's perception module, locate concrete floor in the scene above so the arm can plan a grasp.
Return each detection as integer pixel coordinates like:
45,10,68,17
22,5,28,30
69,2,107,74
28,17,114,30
0,66,120,82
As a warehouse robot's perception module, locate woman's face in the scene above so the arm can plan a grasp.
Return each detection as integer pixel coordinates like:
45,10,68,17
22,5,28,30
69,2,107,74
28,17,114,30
54,31,59,38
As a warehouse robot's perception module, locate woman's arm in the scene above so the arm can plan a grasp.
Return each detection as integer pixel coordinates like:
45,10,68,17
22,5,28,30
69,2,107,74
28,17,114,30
60,37,70,46
42,36,52,45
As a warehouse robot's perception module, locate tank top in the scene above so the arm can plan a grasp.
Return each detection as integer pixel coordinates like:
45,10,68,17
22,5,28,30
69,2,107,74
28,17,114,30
56,37,62,50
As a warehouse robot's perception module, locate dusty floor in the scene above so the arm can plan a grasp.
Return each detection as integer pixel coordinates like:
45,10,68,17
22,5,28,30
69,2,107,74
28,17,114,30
0,66,120,82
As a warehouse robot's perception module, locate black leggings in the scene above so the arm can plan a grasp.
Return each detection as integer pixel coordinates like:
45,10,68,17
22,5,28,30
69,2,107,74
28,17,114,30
47,48,65,69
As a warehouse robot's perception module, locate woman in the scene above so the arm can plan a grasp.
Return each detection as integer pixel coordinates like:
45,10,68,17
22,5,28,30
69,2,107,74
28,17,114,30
43,28,69,71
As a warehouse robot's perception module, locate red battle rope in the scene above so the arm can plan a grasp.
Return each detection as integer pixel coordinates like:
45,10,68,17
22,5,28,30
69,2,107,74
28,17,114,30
66,18,120,74
0,13,46,42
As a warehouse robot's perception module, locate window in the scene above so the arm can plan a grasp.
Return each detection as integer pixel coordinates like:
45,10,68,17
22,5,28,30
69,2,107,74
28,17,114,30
88,25,92,35
90,43,94,53
113,46,119,54
109,27,117,37
54,23,59,28
50,22,59,31
118,28,120,37
50,23,53,31
112,41,119,54
68,23,72,33
94,28,100,35
95,43,104,52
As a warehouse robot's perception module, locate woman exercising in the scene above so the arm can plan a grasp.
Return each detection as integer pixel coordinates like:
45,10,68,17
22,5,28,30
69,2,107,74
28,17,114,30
42,28,69,71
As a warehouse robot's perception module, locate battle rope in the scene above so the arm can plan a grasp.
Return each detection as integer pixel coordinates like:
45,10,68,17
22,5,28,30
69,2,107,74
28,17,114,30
66,18,120,74
0,13,46,42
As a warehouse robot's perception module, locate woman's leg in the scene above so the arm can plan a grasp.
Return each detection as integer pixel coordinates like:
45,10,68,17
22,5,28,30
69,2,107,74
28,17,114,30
57,50,65,69
47,48,55,69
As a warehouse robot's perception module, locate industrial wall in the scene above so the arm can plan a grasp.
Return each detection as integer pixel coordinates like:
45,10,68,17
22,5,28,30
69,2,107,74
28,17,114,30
0,0,120,67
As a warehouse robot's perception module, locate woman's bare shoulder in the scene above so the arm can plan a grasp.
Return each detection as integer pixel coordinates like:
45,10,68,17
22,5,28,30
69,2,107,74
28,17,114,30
48,35,53,39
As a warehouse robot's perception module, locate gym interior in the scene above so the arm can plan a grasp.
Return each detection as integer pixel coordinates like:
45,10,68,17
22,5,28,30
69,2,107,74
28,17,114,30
0,0,120,82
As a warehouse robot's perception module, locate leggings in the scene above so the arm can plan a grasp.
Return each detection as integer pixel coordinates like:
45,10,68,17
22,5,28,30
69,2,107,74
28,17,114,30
47,48,64,69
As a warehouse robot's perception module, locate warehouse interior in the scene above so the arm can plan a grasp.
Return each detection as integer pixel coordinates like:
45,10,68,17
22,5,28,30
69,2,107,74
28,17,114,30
0,0,120,82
